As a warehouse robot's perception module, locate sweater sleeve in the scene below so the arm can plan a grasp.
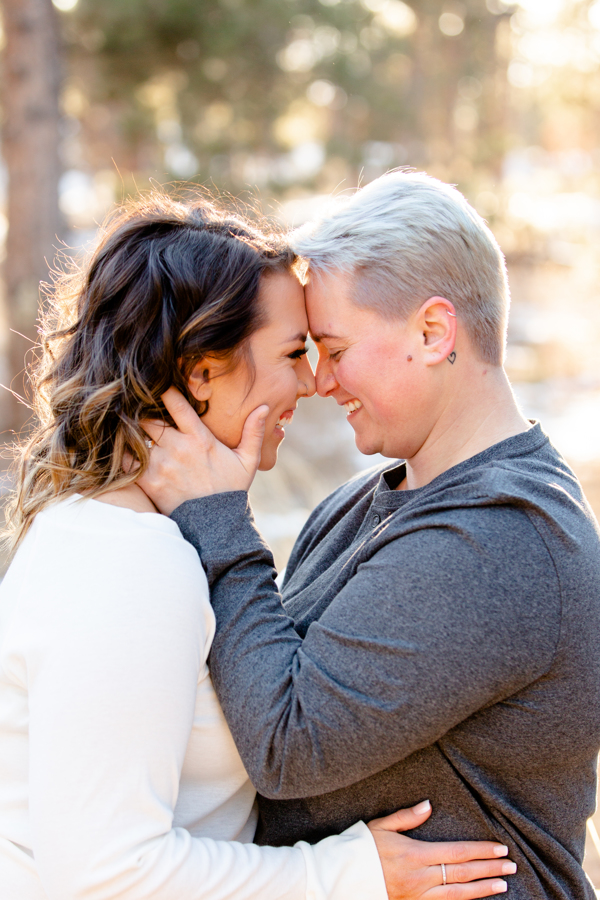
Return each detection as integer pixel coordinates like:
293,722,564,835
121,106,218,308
171,492,560,800
18,512,386,900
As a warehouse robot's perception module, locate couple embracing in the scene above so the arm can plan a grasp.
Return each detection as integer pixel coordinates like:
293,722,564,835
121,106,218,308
1,171,599,900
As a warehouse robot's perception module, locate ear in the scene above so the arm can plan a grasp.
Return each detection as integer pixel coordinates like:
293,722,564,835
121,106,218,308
417,297,457,367
187,358,216,402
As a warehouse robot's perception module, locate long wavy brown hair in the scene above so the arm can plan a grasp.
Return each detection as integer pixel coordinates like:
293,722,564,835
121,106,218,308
5,191,297,552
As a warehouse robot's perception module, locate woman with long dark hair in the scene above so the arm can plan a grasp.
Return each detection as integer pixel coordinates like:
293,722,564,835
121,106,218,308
0,192,513,900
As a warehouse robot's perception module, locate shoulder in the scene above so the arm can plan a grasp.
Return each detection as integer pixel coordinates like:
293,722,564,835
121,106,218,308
13,495,211,626
360,502,563,663
36,493,202,555
421,437,598,546
1,497,216,694
376,438,600,612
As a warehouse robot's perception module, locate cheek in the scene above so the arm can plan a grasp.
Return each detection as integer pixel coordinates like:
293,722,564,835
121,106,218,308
337,353,391,408
201,385,248,448
204,410,244,449
254,367,298,408
339,348,418,418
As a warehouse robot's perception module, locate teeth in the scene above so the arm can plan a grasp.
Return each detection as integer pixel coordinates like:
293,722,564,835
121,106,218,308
344,400,363,414
276,415,293,427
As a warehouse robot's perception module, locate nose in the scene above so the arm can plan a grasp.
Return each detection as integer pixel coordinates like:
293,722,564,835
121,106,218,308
315,355,339,398
296,354,316,399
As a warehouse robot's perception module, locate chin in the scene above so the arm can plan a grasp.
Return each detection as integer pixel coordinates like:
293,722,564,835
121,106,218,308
354,433,382,457
258,447,279,471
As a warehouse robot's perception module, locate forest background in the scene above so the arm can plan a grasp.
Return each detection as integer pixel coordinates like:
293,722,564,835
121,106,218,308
3,0,600,885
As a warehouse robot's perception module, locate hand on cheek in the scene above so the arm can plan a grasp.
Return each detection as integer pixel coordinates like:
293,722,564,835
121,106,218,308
136,388,269,514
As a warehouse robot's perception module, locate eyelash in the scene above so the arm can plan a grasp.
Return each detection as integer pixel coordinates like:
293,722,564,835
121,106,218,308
288,347,308,360
328,350,343,361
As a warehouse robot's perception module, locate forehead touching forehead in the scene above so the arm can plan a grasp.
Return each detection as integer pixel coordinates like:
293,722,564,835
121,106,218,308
257,269,309,340
292,171,510,367
305,268,405,358
304,268,359,337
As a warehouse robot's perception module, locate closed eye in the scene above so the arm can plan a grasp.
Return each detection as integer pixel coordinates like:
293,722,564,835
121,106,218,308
328,350,343,361
288,347,308,360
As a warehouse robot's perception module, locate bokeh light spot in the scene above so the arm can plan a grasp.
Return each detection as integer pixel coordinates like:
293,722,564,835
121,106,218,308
439,12,465,36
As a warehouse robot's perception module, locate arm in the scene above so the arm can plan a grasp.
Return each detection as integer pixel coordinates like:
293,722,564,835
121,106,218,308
171,492,560,800
25,515,389,900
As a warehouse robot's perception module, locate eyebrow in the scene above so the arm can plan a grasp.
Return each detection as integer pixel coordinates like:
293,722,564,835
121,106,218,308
310,332,344,343
285,332,308,343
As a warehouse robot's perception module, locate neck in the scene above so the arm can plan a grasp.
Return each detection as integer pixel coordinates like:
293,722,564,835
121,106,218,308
403,364,531,490
95,482,159,513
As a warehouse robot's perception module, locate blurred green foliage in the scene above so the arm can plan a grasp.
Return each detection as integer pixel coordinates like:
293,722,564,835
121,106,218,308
61,0,514,197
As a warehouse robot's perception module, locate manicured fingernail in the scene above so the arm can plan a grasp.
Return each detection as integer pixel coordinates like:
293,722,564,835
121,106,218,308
502,862,517,875
492,880,507,893
413,799,431,814
493,845,509,856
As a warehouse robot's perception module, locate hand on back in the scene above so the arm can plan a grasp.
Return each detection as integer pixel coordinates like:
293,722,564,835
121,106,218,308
369,802,514,900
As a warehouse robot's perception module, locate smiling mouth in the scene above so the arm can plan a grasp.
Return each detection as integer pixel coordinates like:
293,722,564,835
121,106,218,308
275,410,295,429
344,399,363,416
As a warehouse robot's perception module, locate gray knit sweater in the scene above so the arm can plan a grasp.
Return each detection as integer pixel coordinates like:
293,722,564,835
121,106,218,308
171,424,600,899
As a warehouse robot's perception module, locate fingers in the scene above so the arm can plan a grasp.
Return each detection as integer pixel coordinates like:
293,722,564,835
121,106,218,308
370,800,432,833
134,398,266,512
419,840,509,866
443,859,516,885
429,877,508,898
161,386,206,434
142,412,215,452
141,420,171,445
122,450,140,475
235,405,269,473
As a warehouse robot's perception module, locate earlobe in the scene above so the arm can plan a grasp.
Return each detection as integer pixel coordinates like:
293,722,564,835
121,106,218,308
419,297,457,366
187,359,213,402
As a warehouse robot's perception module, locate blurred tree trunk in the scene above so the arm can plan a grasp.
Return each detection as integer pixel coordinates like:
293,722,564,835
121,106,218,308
1,0,61,433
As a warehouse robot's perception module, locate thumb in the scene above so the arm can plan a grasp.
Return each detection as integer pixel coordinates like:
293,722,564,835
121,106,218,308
235,405,269,472
370,800,432,834
122,450,140,475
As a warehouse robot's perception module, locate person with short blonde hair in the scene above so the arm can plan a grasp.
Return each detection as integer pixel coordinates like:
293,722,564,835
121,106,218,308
136,172,600,900
292,171,508,366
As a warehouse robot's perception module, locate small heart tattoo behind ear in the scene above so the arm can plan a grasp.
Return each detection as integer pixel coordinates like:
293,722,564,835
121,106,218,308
448,352,457,364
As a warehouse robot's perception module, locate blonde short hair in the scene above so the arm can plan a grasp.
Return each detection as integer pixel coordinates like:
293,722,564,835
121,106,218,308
292,171,510,366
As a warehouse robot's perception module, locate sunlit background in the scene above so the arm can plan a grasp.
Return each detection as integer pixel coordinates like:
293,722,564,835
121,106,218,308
0,0,600,576
3,4,600,576
2,0,600,880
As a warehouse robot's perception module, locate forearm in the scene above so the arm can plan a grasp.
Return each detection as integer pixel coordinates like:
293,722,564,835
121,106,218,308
172,495,559,801
172,496,460,798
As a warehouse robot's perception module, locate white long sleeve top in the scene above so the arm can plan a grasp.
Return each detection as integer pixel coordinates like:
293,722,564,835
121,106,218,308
0,496,387,900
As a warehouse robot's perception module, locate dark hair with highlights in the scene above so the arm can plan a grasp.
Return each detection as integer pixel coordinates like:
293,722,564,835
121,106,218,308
5,191,297,551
